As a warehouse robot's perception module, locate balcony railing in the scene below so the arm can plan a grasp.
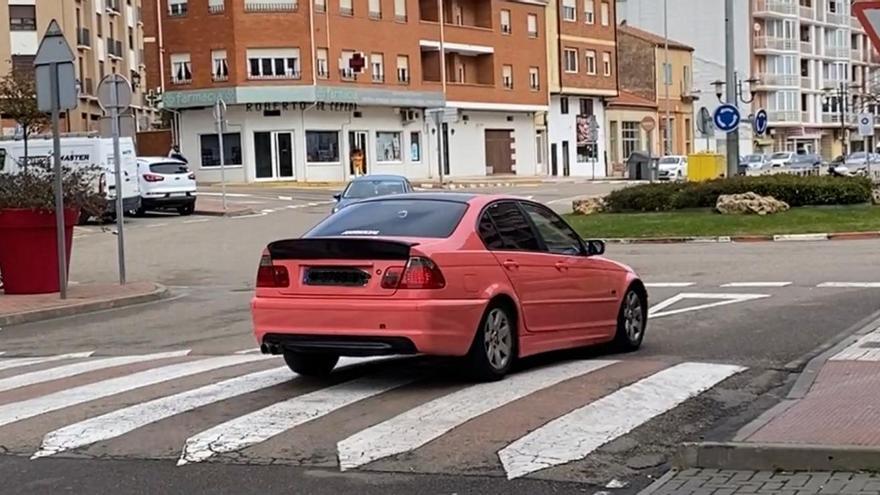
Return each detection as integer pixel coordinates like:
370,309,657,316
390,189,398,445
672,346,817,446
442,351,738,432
853,49,863,61
107,39,123,58
106,0,121,14
208,2,226,14
757,73,799,86
753,0,797,16
825,12,847,25
244,1,298,12
800,41,812,54
801,76,812,89
248,71,301,80
754,36,798,52
340,68,356,80
79,77,94,96
767,110,801,122
76,27,91,48
825,46,849,58
212,73,229,82
799,5,814,20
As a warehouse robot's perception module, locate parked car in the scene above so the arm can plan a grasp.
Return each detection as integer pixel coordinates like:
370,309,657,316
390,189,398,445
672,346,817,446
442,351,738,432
786,153,823,170
656,155,688,181
332,174,413,213
767,152,795,168
253,194,648,381
135,157,197,216
844,152,880,167
739,154,767,175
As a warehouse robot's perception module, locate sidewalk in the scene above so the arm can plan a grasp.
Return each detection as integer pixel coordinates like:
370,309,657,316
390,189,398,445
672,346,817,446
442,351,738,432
0,282,167,326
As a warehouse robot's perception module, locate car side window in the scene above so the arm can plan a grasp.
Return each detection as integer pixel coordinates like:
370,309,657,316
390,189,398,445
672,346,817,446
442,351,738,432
481,202,540,251
520,203,584,256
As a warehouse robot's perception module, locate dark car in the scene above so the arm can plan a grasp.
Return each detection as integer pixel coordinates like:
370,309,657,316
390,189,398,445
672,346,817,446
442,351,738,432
786,153,823,169
332,175,414,213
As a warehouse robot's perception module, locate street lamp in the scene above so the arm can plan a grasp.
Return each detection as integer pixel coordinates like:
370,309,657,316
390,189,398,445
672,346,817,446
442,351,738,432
822,82,861,156
712,75,759,105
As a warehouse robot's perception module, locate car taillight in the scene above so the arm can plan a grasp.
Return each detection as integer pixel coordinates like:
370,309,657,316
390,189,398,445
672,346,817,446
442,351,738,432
256,255,290,288
144,173,165,182
188,173,196,180
381,257,445,290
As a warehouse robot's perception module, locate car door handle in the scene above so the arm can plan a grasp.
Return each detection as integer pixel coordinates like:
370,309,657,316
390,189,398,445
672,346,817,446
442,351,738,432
555,261,569,271
502,260,519,270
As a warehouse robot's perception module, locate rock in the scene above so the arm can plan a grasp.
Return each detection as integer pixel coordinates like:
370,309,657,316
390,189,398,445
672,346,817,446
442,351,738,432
715,192,790,215
573,197,606,215
872,187,880,205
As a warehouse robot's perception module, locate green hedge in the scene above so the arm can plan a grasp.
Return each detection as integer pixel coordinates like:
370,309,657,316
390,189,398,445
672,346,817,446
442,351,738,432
604,175,874,212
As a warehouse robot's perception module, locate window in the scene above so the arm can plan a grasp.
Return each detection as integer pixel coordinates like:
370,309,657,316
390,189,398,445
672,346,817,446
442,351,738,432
564,48,578,73
9,5,36,31
622,121,641,159
521,203,583,256
685,118,692,154
500,10,511,34
600,1,609,25
410,132,421,161
376,131,402,161
662,118,675,154
394,0,406,21
200,133,242,167
308,200,468,239
602,51,612,76
529,67,539,90
317,48,329,78
168,0,188,16
212,50,229,81
481,202,540,251
340,0,353,15
609,120,619,163
247,48,300,79
527,13,538,37
170,53,192,84
315,0,326,12
502,65,513,89
368,0,381,18
371,53,384,82
128,27,134,50
562,0,576,21
340,50,356,79
585,50,597,75
397,55,409,83
579,98,593,116
306,131,340,162
560,96,569,114
11,55,35,77
683,64,691,90
584,0,594,24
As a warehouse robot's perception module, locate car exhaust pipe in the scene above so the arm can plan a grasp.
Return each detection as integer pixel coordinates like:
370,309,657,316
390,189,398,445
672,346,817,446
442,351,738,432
261,343,282,355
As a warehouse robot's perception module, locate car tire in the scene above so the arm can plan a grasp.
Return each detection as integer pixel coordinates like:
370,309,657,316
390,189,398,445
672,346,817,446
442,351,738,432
282,351,339,377
77,211,91,225
612,287,647,352
178,204,195,216
466,303,516,381
133,205,147,217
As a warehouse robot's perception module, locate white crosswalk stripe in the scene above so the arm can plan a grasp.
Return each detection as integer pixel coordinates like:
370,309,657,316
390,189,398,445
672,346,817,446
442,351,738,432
33,366,293,459
0,350,190,393
337,359,617,471
497,362,746,479
0,352,94,372
0,354,264,428
178,371,415,465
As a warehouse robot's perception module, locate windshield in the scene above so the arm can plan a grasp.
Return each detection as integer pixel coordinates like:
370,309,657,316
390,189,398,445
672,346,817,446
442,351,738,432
343,180,407,199
746,155,764,163
658,157,680,164
307,199,468,239
848,152,867,160
770,152,791,160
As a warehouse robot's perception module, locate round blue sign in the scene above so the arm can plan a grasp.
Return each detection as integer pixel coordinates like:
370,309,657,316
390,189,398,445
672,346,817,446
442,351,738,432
753,109,769,136
713,104,741,133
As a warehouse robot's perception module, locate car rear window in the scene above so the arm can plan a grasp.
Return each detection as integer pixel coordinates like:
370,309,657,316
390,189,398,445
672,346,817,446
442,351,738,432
149,162,189,174
306,199,468,239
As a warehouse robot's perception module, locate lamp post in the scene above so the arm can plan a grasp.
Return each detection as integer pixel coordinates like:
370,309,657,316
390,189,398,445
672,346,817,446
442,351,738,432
711,74,758,177
823,82,861,156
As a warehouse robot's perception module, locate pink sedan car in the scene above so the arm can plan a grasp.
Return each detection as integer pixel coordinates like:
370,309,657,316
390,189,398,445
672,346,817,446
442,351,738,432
252,194,647,381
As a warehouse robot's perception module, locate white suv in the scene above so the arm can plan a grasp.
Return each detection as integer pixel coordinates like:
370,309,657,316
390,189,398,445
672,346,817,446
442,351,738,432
135,157,197,216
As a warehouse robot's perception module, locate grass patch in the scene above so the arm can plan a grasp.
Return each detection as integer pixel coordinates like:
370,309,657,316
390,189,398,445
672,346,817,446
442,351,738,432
565,204,880,239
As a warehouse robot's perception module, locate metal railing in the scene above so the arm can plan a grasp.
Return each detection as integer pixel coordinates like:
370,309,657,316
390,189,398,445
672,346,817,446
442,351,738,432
799,5,814,20
824,46,849,58
767,110,801,122
753,0,797,16
757,73,798,86
754,36,798,52
208,2,226,14
801,76,812,89
800,41,812,54
825,12,847,25
76,27,91,48
244,1,298,12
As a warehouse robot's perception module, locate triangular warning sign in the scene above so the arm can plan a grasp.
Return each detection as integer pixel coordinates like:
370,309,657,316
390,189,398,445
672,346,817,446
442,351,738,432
854,2,880,54
648,292,770,319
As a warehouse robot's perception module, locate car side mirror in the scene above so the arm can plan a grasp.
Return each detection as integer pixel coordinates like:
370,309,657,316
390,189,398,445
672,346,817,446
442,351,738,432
585,239,605,256
333,193,341,201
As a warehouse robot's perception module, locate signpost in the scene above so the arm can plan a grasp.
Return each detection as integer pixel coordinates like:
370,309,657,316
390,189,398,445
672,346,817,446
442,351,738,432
213,99,228,211
97,73,133,286
34,20,77,299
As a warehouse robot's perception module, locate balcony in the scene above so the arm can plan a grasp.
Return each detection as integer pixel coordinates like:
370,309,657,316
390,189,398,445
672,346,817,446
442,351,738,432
753,0,797,17
825,12,847,26
801,76,811,89
419,0,491,29
340,68,357,81
800,41,812,55
799,5,814,21
756,73,799,87
754,36,797,52
209,1,226,14
106,0,121,15
244,1,297,12
248,71,301,80
852,16,865,31
853,49,864,62
107,39,123,59
768,110,801,123
76,27,91,48
137,6,143,24
824,46,848,58
79,77,94,96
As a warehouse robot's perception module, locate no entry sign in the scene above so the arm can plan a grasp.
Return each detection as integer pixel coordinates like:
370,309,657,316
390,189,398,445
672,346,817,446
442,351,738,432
854,1,880,53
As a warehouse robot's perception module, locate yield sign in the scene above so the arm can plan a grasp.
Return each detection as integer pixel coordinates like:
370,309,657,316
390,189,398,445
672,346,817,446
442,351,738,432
648,293,770,319
854,1,880,54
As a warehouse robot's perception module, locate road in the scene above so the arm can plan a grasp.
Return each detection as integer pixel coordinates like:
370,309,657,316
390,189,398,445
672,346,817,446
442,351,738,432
0,182,878,494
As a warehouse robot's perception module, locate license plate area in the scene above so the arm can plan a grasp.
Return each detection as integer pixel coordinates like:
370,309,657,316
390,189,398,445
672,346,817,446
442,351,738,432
304,267,371,287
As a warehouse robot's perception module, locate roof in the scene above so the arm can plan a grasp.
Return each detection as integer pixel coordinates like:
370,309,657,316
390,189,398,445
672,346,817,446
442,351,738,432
349,174,409,182
360,192,479,204
608,90,658,109
617,23,694,52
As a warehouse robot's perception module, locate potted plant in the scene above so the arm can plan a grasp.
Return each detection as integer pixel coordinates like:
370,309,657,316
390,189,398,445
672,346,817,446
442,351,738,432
0,166,105,294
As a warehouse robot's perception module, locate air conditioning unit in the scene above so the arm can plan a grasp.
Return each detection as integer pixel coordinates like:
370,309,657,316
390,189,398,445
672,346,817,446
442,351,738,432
400,109,419,124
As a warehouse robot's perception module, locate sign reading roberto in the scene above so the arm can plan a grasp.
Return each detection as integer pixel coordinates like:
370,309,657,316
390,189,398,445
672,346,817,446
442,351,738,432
245,102,358,112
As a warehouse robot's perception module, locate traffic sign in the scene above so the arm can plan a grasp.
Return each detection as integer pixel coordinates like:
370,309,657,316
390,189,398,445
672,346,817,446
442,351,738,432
854,2,880,54
640,116,656,132
97,74,133,111
696,107,714,137
753,109,769,136
859,113,875,137
34,20,77,113
713,104,741,133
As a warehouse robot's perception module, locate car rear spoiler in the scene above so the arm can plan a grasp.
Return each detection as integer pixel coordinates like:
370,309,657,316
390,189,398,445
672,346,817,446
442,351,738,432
267,238,416,260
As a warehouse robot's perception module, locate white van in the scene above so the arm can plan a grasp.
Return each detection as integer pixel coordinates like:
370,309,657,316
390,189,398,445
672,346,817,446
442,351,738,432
0,135,141,221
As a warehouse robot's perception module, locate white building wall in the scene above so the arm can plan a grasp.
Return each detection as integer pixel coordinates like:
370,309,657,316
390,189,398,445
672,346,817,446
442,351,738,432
547,96,608,178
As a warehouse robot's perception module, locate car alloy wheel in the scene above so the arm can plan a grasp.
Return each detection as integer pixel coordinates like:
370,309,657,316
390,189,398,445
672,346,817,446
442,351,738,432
622,291,644,344
483,308,513,371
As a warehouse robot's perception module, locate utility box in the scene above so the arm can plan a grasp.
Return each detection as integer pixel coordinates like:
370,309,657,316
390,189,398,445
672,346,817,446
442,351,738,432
687,153,726,182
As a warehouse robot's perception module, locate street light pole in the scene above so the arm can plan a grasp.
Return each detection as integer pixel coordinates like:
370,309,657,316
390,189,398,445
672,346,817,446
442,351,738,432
724,0,739,178
663,0,671,156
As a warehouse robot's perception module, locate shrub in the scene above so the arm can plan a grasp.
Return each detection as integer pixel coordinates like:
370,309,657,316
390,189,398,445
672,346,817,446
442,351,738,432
0,165,106,216
604,175,874,212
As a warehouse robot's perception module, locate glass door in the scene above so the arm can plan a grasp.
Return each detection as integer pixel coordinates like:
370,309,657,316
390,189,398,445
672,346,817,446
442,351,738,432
254,131,295,180
276,132,294,179
348,131,368,176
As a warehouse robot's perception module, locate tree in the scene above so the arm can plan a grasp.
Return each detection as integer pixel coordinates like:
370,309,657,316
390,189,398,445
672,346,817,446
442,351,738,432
0,71,50,167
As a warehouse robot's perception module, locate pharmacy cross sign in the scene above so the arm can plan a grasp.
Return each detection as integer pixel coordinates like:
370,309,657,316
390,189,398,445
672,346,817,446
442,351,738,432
854,1,880,54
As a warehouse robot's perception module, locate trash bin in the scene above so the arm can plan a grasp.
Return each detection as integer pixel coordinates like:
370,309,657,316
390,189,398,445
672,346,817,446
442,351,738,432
627,151,653,180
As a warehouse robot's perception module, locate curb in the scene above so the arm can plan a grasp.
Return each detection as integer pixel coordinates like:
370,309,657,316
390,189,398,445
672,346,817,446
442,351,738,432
603,231,880,245
194,208,256,218
0,284,170,327
417,182,543,190
673,442,880,472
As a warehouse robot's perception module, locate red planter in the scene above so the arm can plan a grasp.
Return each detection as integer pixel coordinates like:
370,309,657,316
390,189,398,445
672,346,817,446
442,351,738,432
0,208,79,294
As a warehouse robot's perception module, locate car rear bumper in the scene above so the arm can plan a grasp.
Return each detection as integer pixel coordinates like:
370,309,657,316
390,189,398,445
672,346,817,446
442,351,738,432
141,192,196,208
252,296,488,357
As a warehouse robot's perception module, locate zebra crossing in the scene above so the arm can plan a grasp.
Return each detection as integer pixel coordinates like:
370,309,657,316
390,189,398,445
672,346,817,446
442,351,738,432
0,350,746,480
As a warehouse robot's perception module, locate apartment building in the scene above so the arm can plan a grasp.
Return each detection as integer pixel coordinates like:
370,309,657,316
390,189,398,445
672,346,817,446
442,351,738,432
0,0,151,134
752,0,880,157
144,0,549,183
545,0,617,178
